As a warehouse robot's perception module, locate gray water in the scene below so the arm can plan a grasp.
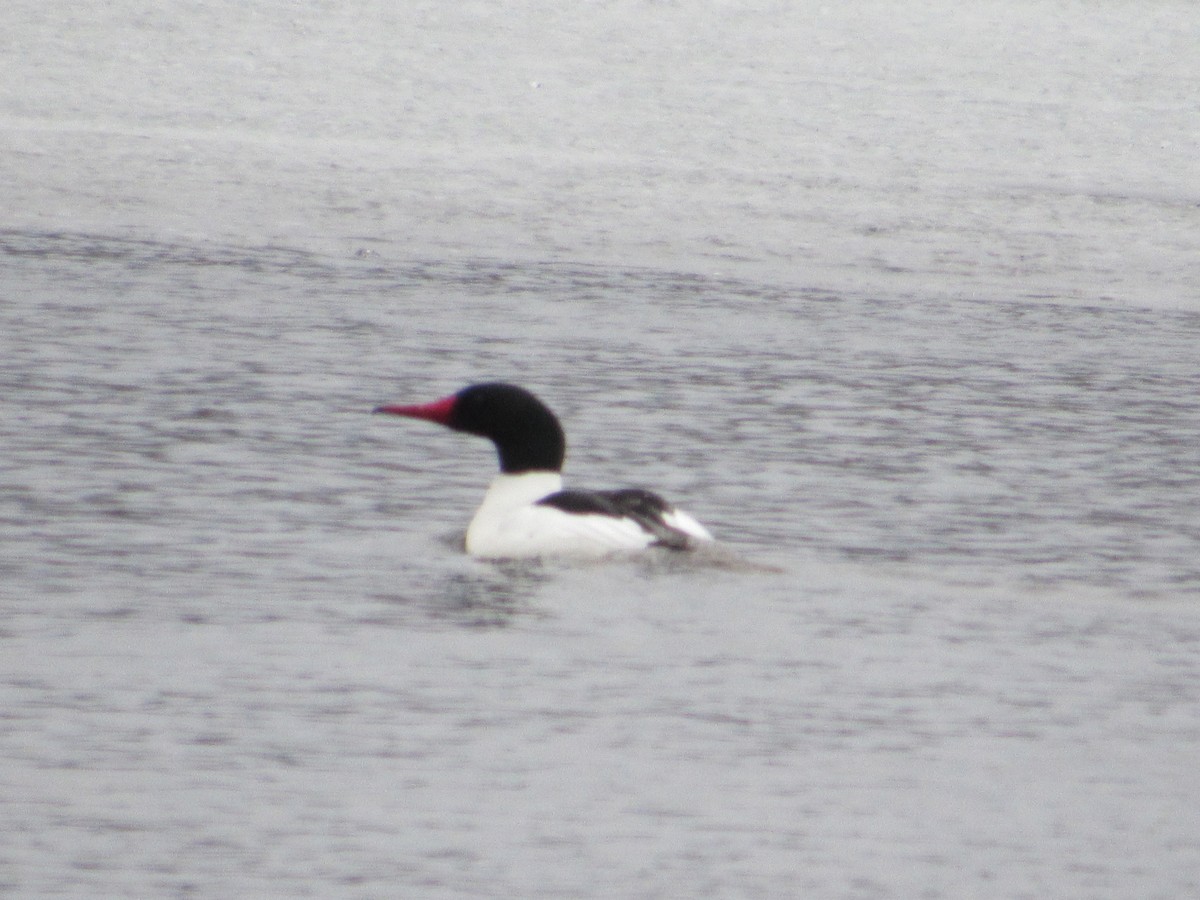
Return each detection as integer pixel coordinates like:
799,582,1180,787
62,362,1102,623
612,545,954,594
4,1,1200,897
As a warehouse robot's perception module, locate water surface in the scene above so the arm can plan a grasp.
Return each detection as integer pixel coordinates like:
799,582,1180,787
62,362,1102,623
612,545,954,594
4,1,1200,896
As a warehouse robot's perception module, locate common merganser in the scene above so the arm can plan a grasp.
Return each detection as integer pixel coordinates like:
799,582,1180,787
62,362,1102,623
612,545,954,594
373,383,714,559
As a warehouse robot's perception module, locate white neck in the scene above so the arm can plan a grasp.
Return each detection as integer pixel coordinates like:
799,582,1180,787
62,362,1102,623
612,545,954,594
465,471,563,554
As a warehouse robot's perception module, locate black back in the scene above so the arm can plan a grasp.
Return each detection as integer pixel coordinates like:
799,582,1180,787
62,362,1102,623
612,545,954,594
537,488,693,550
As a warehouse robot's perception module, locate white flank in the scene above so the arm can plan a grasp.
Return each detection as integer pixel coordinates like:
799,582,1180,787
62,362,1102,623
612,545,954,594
465,472,706,559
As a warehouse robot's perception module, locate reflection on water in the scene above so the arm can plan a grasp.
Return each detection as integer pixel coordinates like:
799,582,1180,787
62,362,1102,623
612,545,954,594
439,564,554,629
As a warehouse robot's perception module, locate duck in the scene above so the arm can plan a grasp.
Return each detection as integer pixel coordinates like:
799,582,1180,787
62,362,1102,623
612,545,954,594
374,382,714,559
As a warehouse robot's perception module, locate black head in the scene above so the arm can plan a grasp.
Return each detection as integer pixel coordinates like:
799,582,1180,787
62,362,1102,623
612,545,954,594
375,382,566,474
450,383,566,473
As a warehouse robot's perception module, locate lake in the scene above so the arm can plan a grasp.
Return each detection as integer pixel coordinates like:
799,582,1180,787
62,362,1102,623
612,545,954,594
3,1,1199,896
